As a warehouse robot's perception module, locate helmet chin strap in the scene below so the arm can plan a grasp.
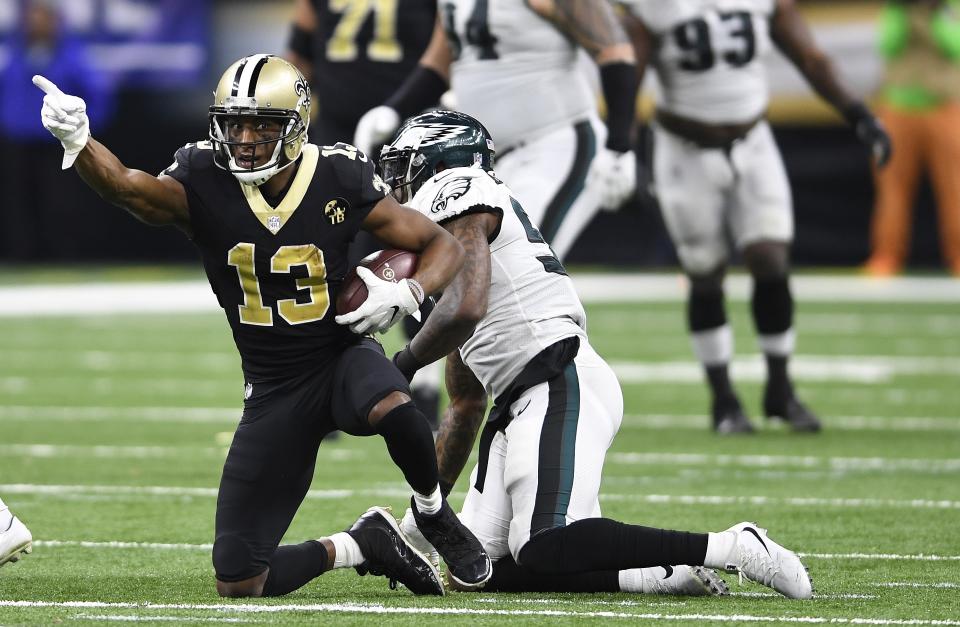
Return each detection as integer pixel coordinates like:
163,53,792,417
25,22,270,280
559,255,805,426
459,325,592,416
231,140,286,186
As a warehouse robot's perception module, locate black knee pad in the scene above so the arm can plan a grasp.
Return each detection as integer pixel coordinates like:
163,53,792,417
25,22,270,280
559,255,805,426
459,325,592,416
213,534,265,583
687,286,727,332
752,277,793,334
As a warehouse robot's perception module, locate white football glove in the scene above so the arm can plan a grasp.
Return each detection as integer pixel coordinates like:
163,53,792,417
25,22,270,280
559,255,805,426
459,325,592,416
353,105,401,157
334,266,423,334
587,148,637,212
32,75,90,170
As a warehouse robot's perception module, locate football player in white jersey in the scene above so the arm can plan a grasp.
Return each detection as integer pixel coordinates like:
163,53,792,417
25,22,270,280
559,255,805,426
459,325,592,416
376,110,814,600
352,0,640,261
0,497,32,567
620,0,892,433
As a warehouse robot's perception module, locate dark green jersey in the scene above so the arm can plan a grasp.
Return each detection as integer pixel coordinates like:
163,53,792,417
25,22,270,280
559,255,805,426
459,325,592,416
164,141,389,381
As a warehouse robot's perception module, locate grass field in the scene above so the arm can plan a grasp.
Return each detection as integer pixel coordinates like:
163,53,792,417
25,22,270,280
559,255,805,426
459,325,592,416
1,272,958,625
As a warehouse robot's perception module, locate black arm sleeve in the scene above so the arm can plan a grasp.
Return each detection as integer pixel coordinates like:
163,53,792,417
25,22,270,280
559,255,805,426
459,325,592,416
600,62,640,153
385,65,449,119
288,24,314,61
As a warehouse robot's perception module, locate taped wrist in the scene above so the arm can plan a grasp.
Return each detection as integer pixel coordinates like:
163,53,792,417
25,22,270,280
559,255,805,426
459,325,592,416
385,65,448,119
288,25,314,62
600,62,640,153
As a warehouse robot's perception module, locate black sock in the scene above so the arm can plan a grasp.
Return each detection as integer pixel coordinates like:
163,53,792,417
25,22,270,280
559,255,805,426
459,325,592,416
517,518,707,574
375,401,439,495
485,555,619,592
765,355,793,400
260,540,328,597
706,364,738,404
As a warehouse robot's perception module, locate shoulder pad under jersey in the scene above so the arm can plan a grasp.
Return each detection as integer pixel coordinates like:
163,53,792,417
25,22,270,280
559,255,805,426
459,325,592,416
409,167,505,224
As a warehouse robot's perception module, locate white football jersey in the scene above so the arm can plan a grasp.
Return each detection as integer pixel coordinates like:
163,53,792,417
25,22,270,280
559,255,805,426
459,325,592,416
441,0,595,149
623,0,776,124
408,166,587,399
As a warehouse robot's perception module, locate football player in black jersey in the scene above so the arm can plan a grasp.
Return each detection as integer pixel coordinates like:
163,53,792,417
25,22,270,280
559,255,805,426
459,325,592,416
287,0,445,431
33,54,492,597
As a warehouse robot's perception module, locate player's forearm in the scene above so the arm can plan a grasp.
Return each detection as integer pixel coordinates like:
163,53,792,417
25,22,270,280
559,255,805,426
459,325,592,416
539,0,634,63
435,355,488,492
412,229,464,299
793,51,859,113
75,139,184,228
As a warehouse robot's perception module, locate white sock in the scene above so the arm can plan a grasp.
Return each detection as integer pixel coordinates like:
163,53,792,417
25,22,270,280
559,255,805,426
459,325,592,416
413,486,443,515
703,531,737,569
691,325,733,366
758,329,796,356
329,532,364,569
0,498,11,527
618,568,645,592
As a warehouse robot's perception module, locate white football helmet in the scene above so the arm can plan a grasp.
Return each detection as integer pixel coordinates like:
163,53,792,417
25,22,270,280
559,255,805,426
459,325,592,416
209,54,311,186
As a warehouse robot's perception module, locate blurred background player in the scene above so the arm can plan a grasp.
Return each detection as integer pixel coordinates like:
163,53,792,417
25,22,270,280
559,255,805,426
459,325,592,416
34,55,491,596
620,0,892,434
377,109,812,601
0,0,113,261
0,496,32,567
864,0,960,277
352,0,640,261
286,0,443,428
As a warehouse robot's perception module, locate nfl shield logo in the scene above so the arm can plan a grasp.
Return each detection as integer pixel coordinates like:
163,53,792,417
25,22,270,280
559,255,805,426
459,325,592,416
267,215,282,233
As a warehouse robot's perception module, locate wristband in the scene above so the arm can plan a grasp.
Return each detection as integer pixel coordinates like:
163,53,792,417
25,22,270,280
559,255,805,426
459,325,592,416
385,65,448,119
393,344,426,382
842,102,871,128
600,62,640,153
405,278,425,307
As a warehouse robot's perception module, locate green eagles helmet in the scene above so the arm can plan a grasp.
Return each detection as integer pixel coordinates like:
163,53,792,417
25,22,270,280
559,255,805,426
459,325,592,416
379,110,495,203
209,54,311,186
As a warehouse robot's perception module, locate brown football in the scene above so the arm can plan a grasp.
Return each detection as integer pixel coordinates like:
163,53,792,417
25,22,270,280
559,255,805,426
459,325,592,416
336,249,420,315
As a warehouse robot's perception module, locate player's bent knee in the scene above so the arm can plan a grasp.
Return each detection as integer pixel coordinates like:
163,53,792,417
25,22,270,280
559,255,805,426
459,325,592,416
514,529,562,573
367,390,412,427
213,534,267,595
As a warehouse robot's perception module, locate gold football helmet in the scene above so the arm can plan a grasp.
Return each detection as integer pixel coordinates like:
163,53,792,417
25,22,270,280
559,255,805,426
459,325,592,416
209,54,311,186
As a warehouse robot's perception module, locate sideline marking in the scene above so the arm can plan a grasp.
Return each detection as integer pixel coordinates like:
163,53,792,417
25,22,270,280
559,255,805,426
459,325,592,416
2,600,960,625
6,483,958,510
1,275,958,318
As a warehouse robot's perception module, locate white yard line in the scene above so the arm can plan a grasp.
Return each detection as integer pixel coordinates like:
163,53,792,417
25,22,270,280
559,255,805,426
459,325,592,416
2,406,956,433
0,275,958,318
0,444,224,458
1,600,959,625
622,414,960,432
25,541,960,562
5,483,958,509
875,583,960,589
606,452,960,472
75,616,250,624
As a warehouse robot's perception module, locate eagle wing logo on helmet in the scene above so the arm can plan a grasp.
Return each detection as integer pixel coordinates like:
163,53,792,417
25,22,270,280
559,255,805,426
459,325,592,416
431,177,472,214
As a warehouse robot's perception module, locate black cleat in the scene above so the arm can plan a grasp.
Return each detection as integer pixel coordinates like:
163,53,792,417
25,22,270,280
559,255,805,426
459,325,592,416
411,497,492,589
765,395,822,433
712,398,754,434
347,506,444,595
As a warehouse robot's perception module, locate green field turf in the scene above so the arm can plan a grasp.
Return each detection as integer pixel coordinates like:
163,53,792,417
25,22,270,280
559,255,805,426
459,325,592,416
1,276,958,625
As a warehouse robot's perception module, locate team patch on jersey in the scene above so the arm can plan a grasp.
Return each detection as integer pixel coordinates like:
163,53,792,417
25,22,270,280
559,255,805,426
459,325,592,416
431,177,472,214
324,198,349,225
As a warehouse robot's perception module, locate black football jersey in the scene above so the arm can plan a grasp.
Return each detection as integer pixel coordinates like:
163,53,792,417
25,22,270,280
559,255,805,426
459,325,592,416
311,0,436,126
164,141,389,382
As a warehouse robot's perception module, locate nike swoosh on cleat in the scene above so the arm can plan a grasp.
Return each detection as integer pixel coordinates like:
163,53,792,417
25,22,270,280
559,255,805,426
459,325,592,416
661,565,674,578
516,400,532,416
744,526,771,556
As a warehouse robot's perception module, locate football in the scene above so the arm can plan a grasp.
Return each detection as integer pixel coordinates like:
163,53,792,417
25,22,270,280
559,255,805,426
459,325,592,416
336,249,420,315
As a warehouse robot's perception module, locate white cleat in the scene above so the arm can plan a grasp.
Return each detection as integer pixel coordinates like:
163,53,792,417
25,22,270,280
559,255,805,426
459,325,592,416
399,507,441,570
0,515,33,567
720,521,813,599
622,565,729,596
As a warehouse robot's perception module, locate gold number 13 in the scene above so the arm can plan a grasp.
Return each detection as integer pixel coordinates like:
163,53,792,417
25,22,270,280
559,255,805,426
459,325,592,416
227,243,330,326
